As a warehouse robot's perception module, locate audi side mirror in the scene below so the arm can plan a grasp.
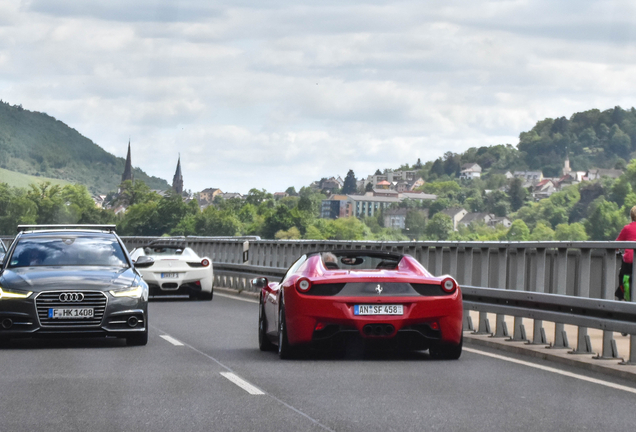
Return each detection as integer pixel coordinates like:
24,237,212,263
134,255,154,268
251,277,268,289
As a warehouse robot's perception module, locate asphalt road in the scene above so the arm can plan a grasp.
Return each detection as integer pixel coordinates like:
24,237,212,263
1,293,635,432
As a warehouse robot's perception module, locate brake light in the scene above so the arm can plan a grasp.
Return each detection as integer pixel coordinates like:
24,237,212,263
201,259,210,267
441,277,457,293
296,278,311,293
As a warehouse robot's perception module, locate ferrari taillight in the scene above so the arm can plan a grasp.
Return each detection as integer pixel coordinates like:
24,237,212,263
296,278,312,293
201,259,210,267
441,277,457,293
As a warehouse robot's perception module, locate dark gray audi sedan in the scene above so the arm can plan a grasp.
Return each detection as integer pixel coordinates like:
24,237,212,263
0,225,152,346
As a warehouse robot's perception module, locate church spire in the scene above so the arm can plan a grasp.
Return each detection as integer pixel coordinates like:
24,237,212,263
122,140,133,183
172,154,183,194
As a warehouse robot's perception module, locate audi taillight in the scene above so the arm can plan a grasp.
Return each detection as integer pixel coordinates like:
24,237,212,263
296,278,312,293
441,277,457,293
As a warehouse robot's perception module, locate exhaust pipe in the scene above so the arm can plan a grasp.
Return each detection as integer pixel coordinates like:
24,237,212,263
363,324,395,336
2,318,13,329
127,316,139,328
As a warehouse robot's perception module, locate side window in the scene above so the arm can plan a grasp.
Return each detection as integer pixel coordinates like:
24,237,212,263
280,255,307,284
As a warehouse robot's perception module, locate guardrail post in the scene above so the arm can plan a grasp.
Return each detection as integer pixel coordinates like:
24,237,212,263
434,247,443,275
596,249,619,360
571,248,594,354
550,247,570,349
449,246,458,278
473,247,491,335
529,248,547,345
493,247,509,338
510,247,527,341
463,247,474,331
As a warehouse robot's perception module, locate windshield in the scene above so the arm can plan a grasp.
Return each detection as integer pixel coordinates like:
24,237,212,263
143,246,197,257
321,252,401,270
8,236,128,268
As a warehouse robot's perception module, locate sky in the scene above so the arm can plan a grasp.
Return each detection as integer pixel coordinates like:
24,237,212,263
1,0,636,194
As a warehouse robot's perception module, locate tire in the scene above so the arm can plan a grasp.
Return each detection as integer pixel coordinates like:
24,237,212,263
278,305,296,359
258,296,275,351
191,289,213,301
126,327,148,346
199,289,213,301
429,334,462,360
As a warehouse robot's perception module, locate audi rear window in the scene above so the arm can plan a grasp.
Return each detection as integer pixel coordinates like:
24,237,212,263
9,236,128,268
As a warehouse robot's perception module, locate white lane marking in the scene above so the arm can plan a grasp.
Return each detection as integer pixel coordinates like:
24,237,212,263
160,335,184,346
464,347,636,395
215,292,259,303
220,372,265,395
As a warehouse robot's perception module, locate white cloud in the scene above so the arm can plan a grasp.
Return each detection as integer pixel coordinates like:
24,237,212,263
0,0,635,193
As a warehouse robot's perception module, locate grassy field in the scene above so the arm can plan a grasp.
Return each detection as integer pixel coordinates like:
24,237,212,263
0,167,72,189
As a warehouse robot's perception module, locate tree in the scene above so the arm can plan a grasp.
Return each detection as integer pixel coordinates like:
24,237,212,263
529,222,555,241
555,223,588,241
365,182,374,192
584,197,626,240
342,170,357,194
262,205,295,239
425,213,452,240
405,209,427,239
509,178,527,211
506,220,530,241
285,186,298,196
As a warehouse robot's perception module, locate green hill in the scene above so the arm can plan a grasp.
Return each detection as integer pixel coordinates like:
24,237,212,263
0,101,170,194
0,167,71,189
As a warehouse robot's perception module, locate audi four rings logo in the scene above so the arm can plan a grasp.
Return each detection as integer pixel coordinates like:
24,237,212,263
375,284,383,294
59,292,84,302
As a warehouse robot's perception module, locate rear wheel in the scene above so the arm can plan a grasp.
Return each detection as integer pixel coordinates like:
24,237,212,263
429,334,462,360
258,297,275,351
278,305,296,359
199,289,213,301
126,327,148,346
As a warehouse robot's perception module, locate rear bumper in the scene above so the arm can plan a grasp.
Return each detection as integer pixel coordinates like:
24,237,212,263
285,291,463,346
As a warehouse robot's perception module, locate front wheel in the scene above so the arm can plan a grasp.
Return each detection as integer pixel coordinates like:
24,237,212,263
429,334,462,360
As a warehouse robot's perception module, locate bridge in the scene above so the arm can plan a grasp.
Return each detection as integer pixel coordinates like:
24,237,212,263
1,235,636,430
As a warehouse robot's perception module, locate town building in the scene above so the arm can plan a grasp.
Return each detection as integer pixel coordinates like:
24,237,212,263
121,140,133,183
441,207,468,231
459,163,482,180
383,208,408,230
172,156,183,194
199,188,223,203
321,195,352,219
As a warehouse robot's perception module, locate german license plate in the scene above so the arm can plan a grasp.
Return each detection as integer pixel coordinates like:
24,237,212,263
48,308,94,319
354,305,403,315
161,273,179,278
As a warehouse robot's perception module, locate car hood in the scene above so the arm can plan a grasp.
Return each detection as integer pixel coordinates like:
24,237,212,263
0,267,138,292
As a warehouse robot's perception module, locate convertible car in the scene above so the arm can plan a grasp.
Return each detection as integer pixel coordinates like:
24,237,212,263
130,241,213,300
253,250,463,359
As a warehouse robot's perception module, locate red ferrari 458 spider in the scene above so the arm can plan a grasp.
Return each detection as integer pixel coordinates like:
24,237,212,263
253,250,463,359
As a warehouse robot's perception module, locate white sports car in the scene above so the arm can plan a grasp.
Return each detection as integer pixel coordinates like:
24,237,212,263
130,241,213,300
